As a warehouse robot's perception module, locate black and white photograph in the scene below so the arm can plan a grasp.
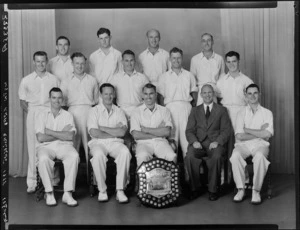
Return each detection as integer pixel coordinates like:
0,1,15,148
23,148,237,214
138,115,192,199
1,2,299,230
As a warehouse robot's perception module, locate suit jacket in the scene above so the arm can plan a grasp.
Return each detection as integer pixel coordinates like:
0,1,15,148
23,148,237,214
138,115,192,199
185,103,232,146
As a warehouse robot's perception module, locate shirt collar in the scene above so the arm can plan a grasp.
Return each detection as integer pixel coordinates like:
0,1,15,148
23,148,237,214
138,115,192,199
97,46,113,54
122,69,138,76
98,102,115,114
34,71,49,79
47,108,63,116
142,103,158,112
200,51,215,59
71,72,87,79
55,55,71,62
170,68,183,75
146,47,161,54
226,71,242,79
204,102,213,111
246,103,261,114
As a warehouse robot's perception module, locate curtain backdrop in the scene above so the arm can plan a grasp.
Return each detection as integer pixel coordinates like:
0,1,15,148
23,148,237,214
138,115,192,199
8,9,56,176
220,1,295,173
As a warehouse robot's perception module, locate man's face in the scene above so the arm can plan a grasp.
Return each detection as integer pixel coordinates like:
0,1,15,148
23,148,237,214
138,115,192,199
72,56,86,75
201,85,214,104
245,87,259,105
201,34,214,52
122,54,135,73
147,30,160,49
98,33,111,49
170,52,182,69
50,91,63,110
143,87,157,107
33,55,47,73
226,56,239,73
56,39,70,56
101,86,114,106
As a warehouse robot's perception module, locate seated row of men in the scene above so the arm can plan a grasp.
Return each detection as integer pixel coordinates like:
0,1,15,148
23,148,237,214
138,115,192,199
33,81,273,208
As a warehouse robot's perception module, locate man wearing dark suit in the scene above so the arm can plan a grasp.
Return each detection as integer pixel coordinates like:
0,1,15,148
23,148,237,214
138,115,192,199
185,84,232,201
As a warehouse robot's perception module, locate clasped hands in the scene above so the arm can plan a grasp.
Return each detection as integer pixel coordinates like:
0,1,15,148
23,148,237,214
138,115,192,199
192,141,218,150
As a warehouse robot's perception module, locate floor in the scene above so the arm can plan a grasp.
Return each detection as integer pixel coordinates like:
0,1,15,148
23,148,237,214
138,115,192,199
7,173,296,230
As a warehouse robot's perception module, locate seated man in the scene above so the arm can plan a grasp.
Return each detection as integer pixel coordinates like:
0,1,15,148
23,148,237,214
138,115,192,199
130,83,177,167
185,84,232,201
87,83,131,203
230,83,273,204
35,87,80,207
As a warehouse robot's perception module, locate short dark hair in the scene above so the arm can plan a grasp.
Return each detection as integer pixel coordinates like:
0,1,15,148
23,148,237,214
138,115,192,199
143,83,156,93
246,83,260,93
97,27,111,37
33,51,48,61
56,36,70,46
201,33,214,41
100,83,115,94
122,50,135,59
71,52,87,61
170,47,183,56
225,51,240,61
49,87,63,97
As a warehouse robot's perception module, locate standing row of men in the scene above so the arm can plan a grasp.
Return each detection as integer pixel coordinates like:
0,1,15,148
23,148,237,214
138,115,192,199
18,27,273,207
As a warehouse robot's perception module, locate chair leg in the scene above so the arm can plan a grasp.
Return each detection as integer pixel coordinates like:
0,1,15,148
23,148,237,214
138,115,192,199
267,166,272,199
35,166,45,202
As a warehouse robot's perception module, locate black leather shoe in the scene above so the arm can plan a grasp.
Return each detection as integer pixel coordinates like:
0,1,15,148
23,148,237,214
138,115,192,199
208,192,219,201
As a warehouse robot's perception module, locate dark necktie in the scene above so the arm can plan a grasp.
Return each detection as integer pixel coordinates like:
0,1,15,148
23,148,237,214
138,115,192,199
205,106,210,120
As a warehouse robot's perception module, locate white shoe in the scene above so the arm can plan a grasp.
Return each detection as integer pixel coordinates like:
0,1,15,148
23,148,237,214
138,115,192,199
98,191,108,202
233,189,245,203
62,192,78,207
27,186,36,194
251,190,261,204
116,190,128,204
45,192,56,206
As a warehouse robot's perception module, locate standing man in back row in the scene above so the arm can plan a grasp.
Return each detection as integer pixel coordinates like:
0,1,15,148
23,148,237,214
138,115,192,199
190,33,225,105
48,36,74,83
89,27,123,88
138,29,170,88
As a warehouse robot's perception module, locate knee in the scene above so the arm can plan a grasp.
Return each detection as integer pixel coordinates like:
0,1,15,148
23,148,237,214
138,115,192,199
91,150,106,161
230,149,241,163
120,147,132,160
253,151,267,162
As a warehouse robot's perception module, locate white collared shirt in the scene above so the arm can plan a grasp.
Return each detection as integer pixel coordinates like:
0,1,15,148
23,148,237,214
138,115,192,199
203,102,213,113
158,68,198,105
18,71,59,107
235,104,274,142
216,71,253,106
138,47,170,85
89,46,122,86
48,55,73,82
60,73,99,106
35,108,76,146
87,103,128,142
190,51,225,86
110,70,149,108
130,103,173,134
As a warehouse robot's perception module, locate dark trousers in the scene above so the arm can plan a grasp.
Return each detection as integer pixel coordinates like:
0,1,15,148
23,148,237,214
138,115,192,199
185,139,224,193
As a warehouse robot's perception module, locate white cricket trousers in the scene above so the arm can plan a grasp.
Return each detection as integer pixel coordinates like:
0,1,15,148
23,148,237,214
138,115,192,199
68,105,91,164
26,105,48,188
136,139,177,167
230,139,270,191
166,101,191,159
89,140,131,192
37,142,80,192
